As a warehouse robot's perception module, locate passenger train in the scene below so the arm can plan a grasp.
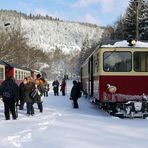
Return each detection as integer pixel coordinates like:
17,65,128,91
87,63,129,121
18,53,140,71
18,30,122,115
0,60,40,85
81,40,148,118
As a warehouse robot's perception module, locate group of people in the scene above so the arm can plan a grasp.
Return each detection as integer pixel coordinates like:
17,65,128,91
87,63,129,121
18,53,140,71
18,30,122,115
0,74,82,120
0,74,48,120
52,79,66,96
52,79,82,109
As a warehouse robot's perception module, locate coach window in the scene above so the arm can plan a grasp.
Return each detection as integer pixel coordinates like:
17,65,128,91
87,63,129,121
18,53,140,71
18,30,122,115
22,72,24,79
27,72,30,77
0,68,4,79
18,71,20,80
24,72,25,77
134,52,148,72
103,51,132,72
21,71,23,79
16,70,19,80
15,70,17,79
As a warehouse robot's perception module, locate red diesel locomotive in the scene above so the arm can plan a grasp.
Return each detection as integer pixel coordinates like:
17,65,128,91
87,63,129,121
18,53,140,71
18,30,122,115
81,40,148,118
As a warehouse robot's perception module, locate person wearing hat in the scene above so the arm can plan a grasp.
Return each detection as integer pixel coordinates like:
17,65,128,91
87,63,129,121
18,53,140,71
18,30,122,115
70,80,79,108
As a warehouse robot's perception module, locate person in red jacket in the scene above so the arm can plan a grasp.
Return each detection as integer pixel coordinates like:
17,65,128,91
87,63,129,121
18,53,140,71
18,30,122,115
60,78,66,96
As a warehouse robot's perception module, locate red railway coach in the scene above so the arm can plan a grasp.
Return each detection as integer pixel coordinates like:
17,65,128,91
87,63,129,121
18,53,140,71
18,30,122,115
0,61,31,85
0,61,40,85
81,40,148,118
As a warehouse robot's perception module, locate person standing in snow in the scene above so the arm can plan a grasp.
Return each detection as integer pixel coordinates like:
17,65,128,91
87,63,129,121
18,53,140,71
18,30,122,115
19,78,27,110
60,78,66,96
36,73,45,88
0,76,19,120
33,79,44,112
44,80,49,97
52,80,59,96
24,76,35,116
70,80,79,108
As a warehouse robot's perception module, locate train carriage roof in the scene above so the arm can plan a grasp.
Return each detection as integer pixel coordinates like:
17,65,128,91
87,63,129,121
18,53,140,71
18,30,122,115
1,61,31,71
31,69,40,73
101,40,148,48
81,40,148,67
0,61,3,64
0,60,7,66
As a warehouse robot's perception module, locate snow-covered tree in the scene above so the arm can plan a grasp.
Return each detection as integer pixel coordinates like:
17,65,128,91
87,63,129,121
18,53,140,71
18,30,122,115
140,0,148,39
124,0,146,40
114,16,127,40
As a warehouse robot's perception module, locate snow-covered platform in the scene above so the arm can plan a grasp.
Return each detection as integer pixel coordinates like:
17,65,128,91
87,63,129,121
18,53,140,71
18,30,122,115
0,80,148,148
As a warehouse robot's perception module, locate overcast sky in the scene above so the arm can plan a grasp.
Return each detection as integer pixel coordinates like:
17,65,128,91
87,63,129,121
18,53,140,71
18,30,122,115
0,0,130,26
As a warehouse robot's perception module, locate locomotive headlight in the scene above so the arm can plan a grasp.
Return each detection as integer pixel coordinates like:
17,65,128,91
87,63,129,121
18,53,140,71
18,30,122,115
106,84,117,94
127,35,136,46
131,40,136,46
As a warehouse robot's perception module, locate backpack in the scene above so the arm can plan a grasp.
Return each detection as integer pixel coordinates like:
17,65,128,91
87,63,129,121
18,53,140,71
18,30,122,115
2,81,15,100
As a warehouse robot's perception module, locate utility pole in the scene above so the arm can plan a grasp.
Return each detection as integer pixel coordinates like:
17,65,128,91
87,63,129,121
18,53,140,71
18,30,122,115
136,0,139,40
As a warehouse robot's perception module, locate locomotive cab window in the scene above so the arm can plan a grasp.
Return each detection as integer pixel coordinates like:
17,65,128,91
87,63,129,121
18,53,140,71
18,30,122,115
134,52,148,72
103,51,132,72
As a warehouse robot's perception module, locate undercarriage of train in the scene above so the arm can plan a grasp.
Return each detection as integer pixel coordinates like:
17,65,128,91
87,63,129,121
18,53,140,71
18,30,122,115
102,94,148,119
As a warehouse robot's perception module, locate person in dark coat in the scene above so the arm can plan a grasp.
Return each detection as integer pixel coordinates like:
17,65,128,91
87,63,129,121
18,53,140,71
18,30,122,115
0,76,19,120
60,78,66,96
24,76,35,116
19,78,27,110
70,80,79,108
12,78,20,118
52,80,59,96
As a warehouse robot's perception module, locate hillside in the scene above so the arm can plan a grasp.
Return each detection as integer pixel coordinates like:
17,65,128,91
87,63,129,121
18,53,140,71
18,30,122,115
21,18,104,52
0,10,104,78
0,10,104,53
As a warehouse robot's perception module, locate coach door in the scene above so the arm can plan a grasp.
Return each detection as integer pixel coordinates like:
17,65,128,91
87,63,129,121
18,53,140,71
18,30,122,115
146,53,148,71
88,56,94,97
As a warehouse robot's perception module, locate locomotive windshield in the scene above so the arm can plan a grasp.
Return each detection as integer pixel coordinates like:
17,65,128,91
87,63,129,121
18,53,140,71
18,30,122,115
134,52,148,72
103,51,132,72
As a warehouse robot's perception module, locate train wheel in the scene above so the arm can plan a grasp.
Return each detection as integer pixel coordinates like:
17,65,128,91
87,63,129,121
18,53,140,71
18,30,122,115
118,114,124,119
109,111,115,116
130,112,134,119
142,114,147,119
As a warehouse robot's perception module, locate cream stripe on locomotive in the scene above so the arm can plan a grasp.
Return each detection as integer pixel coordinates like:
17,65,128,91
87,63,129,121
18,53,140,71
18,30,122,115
82,47,148,77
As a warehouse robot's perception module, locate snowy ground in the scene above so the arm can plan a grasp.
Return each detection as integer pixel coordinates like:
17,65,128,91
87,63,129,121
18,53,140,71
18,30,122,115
0,80,148,148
